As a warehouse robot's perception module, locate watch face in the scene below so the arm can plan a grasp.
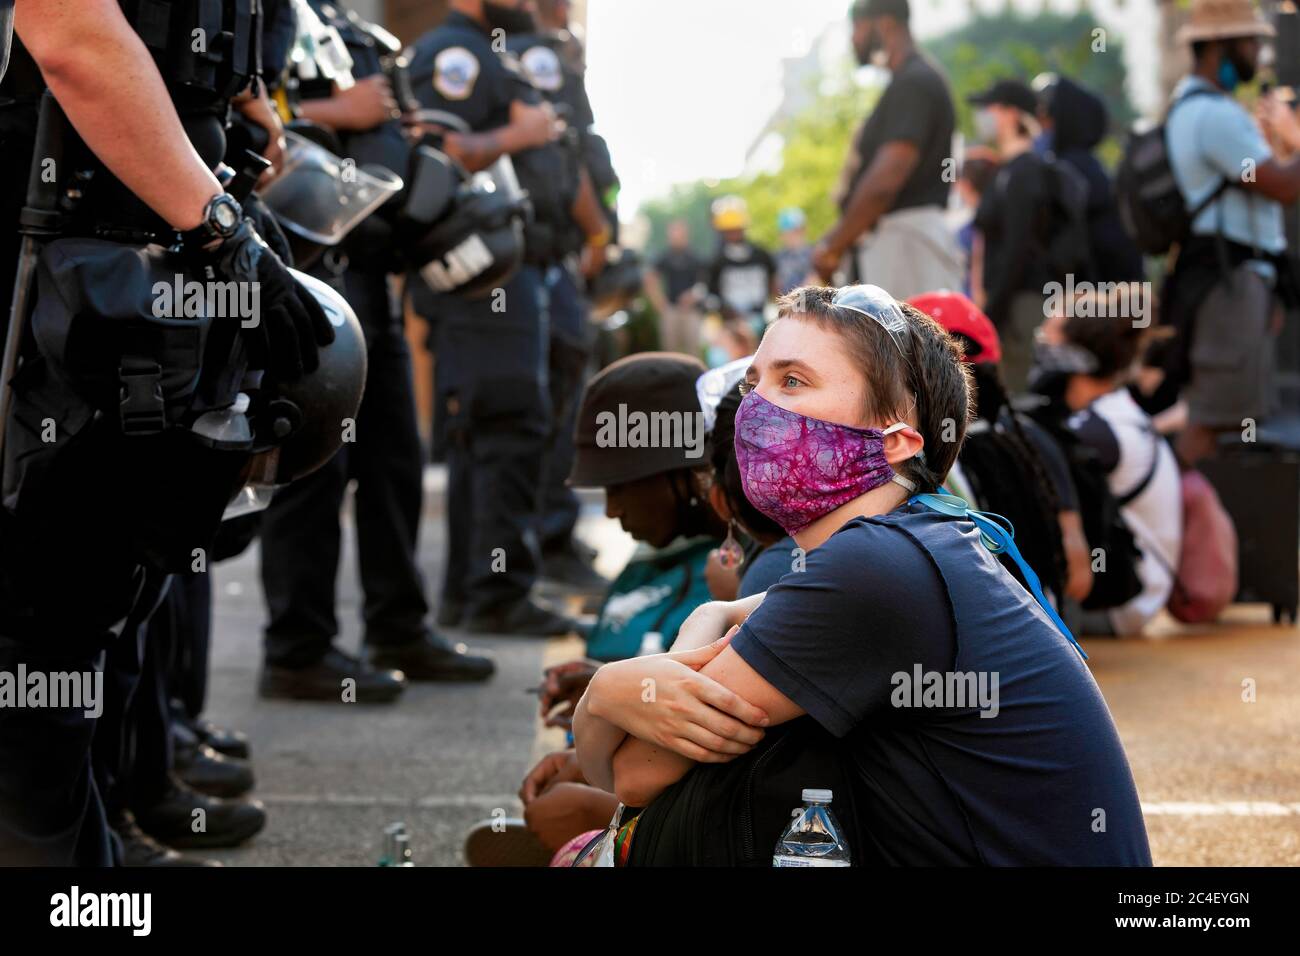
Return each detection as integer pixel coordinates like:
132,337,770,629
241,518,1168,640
213,200,239,231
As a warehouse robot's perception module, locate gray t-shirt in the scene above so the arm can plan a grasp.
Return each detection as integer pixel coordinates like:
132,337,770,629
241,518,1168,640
1166,76,1285,255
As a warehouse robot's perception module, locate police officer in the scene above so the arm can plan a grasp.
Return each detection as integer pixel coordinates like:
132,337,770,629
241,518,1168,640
256,0,496,703
507,0,614,598
97,0,302,867
407,0,582,636
0,0,334,865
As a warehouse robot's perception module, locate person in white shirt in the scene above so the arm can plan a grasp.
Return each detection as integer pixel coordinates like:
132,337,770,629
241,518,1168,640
1036,291,1183,635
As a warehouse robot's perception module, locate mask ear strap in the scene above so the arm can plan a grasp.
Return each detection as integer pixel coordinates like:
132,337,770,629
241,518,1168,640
882,421,920,492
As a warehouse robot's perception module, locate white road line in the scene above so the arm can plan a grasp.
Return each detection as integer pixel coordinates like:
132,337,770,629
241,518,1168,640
1142,802,1300,816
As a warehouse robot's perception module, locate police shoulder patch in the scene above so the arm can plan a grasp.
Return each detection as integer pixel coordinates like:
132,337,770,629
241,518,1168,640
433,46,480,101
519,45,563,93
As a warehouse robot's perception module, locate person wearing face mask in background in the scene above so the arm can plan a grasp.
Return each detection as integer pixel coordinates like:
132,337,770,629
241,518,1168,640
967,78,1058,393
1158,0,1300,466
812,0,963,300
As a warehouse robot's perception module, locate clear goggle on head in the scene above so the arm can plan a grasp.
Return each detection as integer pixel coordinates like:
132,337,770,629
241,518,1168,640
829,284,918,422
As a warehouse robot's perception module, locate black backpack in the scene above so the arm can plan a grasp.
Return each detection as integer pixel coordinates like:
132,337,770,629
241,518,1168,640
1025,407,1153,610
1042,155,1095,279
1116,87,1230,255
626,718,872,867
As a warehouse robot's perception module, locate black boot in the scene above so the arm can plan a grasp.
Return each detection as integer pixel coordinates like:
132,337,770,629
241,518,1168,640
134,780,266,850
369,631,496,682
175,739,255,799
259,647,406,703
540,540,611,597
111,810,221,867
190,718,251,760
462,598,583,638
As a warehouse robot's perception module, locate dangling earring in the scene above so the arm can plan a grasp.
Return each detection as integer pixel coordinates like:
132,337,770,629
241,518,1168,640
718,520,745,569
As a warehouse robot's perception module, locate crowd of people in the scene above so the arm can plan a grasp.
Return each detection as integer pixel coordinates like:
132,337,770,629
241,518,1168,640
0,0,1293,870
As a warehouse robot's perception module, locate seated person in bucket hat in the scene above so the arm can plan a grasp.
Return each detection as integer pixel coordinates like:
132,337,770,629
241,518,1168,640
464,353,731,865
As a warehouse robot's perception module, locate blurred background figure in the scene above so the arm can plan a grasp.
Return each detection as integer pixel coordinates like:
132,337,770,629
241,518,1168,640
707,194,776,319
967,78,1057,392
1033,72,1144,285
774,207,813,295
646,218,706,355
953,146,999,302
813,0,962,298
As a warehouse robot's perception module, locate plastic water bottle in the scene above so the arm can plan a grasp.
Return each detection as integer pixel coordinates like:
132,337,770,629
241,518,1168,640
772,789,851,867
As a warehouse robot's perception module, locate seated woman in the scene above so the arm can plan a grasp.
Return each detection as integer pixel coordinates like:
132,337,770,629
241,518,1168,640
573,285,1151,866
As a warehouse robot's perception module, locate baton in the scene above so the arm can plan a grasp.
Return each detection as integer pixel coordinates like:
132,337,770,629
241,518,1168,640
0,91,66,467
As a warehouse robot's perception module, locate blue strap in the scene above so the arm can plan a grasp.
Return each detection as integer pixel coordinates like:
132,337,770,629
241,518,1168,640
909,492,1088,661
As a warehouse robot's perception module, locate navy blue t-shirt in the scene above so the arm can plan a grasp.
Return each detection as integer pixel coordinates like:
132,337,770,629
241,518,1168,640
738,536,796,598
731,502,1151,866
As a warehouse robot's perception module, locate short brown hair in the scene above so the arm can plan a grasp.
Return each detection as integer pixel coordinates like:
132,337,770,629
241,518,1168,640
1061,283,1155,379
775,287,973,492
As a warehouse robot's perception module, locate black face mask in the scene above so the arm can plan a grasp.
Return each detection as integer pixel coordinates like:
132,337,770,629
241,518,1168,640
854,23,883,67
483,1,537,35
1026,341,1095,417
1227,41,1259,85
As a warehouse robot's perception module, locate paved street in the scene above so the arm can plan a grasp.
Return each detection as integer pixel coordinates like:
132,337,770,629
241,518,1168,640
201,469,1300,867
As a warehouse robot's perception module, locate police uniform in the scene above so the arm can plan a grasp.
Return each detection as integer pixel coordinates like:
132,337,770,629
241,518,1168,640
407,12,565,629
506,27,599,567
95,0,301,852
257,1,489,683
0,0,263,865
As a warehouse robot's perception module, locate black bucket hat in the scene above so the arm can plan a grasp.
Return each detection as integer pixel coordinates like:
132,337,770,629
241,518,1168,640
569,352,708,489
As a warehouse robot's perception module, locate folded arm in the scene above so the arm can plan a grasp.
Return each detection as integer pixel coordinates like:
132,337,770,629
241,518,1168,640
573,592,804,807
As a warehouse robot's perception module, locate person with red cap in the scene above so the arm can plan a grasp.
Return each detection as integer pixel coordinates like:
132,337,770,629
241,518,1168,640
908,291,1093,607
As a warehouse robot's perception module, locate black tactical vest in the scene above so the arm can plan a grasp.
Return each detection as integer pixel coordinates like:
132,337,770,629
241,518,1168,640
118,0,262,105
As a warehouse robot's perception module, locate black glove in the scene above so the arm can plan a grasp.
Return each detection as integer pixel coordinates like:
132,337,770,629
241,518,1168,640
200,218,335,381
243,192,295,267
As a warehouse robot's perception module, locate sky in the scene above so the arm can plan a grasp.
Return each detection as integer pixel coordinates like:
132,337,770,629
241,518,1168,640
584,0,853,218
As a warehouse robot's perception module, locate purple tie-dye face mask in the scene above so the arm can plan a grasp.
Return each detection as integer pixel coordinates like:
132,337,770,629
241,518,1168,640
733,389,915,535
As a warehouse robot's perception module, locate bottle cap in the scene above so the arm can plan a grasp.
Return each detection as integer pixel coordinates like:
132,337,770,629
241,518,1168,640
802,788,832,803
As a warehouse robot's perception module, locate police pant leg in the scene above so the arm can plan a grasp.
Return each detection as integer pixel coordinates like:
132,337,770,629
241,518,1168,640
539,264,592,554
257,264,350,667
260,439,350,667
0,560,165,866
95,572,175,823
0,633,113,866
166,569,213,723
439,266,552,617
343,268,430,648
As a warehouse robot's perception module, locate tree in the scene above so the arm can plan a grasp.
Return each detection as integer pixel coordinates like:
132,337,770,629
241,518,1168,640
637,10,1136,254
929,9,1134,149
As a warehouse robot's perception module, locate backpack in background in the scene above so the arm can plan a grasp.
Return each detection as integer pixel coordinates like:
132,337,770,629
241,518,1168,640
1042,154,1095,280
1166,469,1238,623
585,537,716,662
1025,407,1146,610
1116,87,1228,255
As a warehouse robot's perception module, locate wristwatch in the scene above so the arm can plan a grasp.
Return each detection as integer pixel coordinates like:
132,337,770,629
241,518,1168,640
181,193,243,251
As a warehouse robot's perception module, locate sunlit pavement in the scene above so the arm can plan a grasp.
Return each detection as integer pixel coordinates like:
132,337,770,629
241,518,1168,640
1087,607,1300,866
201,467,1300,866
